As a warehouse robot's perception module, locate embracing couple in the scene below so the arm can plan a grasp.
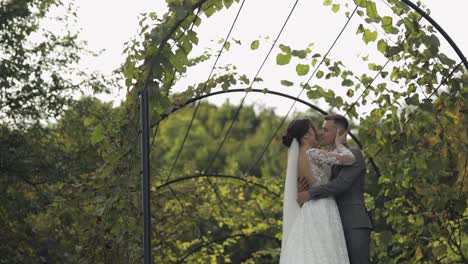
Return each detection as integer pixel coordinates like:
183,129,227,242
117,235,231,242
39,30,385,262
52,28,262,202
280,114,373,264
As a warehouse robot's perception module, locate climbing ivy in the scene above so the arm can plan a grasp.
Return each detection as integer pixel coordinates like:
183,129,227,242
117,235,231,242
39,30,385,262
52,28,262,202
3,0,465,263
120,0,466,262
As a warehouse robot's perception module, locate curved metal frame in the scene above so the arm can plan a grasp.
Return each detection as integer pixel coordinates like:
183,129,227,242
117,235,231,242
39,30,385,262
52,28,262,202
141,1,467,261
156,173,280,197
401,0,467,69
144,0,468,194
156,88,381,176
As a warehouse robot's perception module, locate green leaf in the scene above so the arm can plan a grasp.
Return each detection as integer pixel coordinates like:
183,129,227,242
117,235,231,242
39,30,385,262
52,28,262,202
280,80,294,87
356,24,364,34
204,5,216,17
405,93,419,105
407,83,416,94
214,0,223,10
223,0,234,8
346,89,354,97
401,175,411,188
250,40,259,50
342,79,354,87
366,1,380,22
187,31,199,45
427,34,440,55
223,41,230,51
279,44,291,54
432,244,447,258
91,124,104,145
169,50,187,72
277,44,292,65
332,4,340,13
362,29,378,44
307,90,320,99
194,16,202,26
292,50,307,59
181,40,193,53
323,0,332,6
296,64,310,76
311,58,317,67
276,53,291,65
239,75,250,84
377,39,387,54
316,70,324,79
354,0,367,8
221,81,230,91
175,6,189,20
311,53,321,58
438,53,456,66
83,117,93,126
425,84,433,94
381,16,397,34
387,46,401,57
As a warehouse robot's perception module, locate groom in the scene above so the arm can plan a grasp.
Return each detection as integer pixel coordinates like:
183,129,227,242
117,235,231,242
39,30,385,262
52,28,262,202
297,114,373,264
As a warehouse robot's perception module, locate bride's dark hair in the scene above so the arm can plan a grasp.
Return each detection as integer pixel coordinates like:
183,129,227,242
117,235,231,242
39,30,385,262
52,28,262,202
282,119,316,147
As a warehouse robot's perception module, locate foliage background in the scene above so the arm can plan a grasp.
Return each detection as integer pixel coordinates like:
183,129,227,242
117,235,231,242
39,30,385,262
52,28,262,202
1,0,466,263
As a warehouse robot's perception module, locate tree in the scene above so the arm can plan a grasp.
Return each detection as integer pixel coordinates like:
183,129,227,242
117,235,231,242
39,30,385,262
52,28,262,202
3,0,466,263
0,0,108,128
0,0,111,262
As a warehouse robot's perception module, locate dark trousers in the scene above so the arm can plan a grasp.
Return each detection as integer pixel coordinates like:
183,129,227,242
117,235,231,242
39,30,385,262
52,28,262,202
343,228,371,264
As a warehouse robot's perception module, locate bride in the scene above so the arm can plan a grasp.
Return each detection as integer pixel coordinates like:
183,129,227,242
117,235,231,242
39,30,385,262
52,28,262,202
280,119,353,263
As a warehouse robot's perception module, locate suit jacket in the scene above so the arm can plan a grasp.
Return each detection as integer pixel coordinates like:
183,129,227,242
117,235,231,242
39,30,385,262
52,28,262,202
308,146,373,229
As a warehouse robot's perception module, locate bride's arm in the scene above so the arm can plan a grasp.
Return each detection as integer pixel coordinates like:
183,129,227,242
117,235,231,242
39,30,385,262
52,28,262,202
306,144,356,166
306,129,355,165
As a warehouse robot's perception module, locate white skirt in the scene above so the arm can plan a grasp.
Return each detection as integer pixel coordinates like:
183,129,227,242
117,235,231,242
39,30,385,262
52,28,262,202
280,197,350,264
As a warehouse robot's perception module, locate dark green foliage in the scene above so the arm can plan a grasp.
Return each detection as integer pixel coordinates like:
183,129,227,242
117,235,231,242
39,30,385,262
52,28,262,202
0,0,108,128
1,0,467,263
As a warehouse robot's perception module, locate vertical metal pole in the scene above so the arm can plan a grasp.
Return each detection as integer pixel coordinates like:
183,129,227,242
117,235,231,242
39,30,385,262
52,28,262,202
139,90,152,264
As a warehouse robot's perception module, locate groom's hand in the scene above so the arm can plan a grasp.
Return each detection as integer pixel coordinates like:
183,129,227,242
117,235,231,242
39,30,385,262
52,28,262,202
297,191,310,205
298,177,309,192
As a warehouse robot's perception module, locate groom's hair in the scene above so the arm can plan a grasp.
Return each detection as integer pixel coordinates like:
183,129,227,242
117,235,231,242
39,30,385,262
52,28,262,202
324,114,349,130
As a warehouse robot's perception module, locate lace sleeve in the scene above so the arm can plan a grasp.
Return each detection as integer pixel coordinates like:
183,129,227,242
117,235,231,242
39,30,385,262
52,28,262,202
306,144,355,166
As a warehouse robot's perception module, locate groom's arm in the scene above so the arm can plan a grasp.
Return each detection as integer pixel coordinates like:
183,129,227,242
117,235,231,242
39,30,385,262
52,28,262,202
307,148,365,200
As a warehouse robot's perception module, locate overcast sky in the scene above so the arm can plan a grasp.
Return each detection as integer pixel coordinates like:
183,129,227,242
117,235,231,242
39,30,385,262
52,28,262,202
74,0,467,116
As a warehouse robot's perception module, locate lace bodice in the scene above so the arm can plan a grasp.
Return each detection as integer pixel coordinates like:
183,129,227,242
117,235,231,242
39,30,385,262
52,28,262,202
306,144,355,186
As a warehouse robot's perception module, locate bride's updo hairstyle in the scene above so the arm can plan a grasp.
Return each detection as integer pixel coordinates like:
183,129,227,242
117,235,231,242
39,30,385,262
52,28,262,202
282,119,316,147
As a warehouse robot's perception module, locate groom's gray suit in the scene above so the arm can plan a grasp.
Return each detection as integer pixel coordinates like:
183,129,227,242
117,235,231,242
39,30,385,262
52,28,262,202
308,145,373,264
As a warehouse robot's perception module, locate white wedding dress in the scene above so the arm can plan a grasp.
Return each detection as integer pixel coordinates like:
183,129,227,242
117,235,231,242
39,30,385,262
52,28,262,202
280,140,353,264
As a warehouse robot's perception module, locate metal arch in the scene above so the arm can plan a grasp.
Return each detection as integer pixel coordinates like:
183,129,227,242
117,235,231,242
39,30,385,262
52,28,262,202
155,88,381,176
400,0,467,69
141,2,466,260
155,173,280,197
156,89,350,141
